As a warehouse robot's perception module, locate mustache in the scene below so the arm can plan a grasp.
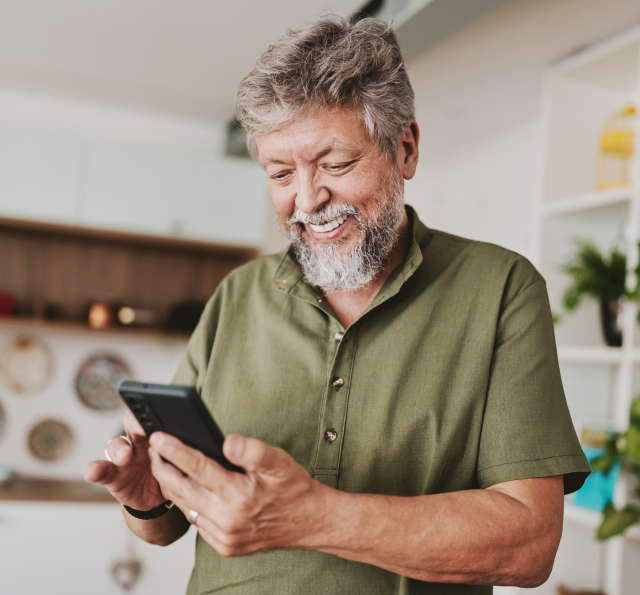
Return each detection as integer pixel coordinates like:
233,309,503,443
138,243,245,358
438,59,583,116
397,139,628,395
286,203,360,226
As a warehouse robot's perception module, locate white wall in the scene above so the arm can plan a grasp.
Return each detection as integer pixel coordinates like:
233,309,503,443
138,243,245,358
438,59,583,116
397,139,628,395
405,118,539,260
401,0,640,265
0,326,188,480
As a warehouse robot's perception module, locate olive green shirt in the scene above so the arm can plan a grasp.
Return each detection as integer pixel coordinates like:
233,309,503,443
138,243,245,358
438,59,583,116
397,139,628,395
174,206,590,595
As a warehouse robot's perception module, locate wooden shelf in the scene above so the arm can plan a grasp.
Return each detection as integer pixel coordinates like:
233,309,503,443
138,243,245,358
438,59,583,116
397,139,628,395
0,215,258,259
557,346,640,364
0,476,118,503
0,215,255,324
0,317,190,343
541,187,631,217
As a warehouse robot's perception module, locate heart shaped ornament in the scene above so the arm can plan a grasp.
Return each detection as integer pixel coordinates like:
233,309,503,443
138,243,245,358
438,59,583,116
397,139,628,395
111,558,143,591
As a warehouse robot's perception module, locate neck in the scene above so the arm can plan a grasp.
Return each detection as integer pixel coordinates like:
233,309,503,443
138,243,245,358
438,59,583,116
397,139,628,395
321,212,411,329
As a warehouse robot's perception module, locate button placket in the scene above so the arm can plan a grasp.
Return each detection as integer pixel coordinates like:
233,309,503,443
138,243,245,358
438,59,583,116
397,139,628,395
314,325,358,481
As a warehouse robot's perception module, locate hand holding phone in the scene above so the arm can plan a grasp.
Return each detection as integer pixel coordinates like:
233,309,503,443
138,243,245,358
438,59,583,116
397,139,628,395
118,381,243,473
83,408,168,512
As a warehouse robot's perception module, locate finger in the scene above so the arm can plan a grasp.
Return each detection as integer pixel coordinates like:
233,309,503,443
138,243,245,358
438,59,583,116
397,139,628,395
122,410,147,441
148,447,213,512
223,434,291,475
149,432,234,490
105,435,135,466
83,459,118,485
195,524,255,558
195,525,231,556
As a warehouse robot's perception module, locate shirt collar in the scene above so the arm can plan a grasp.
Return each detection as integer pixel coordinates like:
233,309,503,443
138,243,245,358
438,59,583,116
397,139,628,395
272,205,429,318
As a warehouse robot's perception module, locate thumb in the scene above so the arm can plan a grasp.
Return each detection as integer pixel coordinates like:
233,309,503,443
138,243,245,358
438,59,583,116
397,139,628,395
223,434,290,475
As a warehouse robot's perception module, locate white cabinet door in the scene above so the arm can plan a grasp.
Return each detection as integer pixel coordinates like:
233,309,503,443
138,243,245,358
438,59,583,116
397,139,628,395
0,502,195,595
82,141,192,237
0,126,83,223
173,155,268,246
83,141,268,246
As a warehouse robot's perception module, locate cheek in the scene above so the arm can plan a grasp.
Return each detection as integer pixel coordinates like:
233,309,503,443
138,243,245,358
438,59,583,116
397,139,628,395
332,174,379,209
269,187,295,222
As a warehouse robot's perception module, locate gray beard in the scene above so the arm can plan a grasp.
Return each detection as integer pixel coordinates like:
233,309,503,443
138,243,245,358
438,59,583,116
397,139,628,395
279,173,405,293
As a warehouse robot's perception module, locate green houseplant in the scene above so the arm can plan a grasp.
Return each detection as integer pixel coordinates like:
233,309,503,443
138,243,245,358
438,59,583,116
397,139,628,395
562,241,640,346
592,395,640,540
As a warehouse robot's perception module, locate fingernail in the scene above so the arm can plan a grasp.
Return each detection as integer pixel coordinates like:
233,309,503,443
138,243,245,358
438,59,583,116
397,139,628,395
149,433,163,448
227,434,244,460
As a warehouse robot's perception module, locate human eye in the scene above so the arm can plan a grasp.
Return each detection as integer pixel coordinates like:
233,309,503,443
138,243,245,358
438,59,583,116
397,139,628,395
269,169,294,183
324,160,355,173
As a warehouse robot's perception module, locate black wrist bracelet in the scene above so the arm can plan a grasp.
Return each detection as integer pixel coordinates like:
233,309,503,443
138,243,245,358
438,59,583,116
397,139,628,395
123,500,174,520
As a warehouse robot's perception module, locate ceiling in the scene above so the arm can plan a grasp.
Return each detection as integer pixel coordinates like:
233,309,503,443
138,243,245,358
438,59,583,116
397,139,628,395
0,0,364,123
3,0,638,158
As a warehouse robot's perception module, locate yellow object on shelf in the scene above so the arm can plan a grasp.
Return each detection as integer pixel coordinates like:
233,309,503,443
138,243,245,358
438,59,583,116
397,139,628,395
596,103,636,191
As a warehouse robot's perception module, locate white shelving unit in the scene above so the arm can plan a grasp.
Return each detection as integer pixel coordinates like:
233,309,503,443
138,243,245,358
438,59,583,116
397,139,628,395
534,27,640,595
564,504,640,541
540,187,631,217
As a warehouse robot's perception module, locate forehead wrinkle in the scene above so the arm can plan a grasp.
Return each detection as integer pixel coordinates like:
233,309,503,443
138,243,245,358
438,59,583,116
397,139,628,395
258,109,373,167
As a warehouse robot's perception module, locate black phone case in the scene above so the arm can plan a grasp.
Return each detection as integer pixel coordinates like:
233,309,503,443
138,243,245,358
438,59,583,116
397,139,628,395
118,381,243,473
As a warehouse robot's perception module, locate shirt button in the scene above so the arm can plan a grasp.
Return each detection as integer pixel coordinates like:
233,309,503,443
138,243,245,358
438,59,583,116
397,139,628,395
334,332,344,342
325,429,337,443
331,377,344,387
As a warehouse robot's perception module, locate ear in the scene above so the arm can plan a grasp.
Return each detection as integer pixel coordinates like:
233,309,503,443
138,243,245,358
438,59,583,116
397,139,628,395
396,120,420,181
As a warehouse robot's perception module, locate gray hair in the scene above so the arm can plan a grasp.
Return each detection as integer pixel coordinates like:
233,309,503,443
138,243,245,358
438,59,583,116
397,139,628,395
235,15,415,160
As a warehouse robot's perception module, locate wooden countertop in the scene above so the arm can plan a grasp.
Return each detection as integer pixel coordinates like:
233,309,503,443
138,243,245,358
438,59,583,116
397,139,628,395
0,477,118,503
0,317,190,343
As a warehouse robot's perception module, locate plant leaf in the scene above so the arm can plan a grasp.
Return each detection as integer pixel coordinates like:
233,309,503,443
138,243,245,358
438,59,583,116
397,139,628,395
597,503,640,540
562,287,581,311
562,240,627,309
630,395,640,427
591,435,620,475
624,425,640,468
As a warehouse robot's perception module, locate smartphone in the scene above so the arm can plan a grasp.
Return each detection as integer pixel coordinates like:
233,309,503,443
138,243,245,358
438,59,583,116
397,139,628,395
118,380,243,473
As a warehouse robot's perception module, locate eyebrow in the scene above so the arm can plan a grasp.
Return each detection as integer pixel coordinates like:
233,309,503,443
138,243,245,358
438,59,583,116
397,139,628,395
261,144,352,167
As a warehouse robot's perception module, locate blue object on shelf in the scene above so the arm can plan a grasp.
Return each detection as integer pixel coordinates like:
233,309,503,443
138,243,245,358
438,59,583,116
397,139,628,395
572,446,620,512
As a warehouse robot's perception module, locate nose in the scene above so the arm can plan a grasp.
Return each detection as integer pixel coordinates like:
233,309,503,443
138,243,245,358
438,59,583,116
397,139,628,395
295,168,329,214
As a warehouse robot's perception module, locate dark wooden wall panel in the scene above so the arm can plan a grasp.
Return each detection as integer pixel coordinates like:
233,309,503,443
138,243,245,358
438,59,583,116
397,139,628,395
0,219,257,321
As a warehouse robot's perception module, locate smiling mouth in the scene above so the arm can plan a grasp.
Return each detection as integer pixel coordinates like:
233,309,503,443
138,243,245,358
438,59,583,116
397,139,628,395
308,213,349,233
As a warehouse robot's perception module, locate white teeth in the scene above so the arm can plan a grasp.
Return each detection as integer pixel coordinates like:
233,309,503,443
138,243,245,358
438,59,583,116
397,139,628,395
309,214,348,233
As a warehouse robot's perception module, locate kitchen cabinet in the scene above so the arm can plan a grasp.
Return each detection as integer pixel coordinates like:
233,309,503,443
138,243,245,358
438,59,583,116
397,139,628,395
0,128,269,247
0,500,195,595
0,126,83,224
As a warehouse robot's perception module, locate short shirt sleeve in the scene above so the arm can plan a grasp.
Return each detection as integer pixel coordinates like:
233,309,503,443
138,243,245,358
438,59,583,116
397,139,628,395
172,292,221,390
477,260,591,494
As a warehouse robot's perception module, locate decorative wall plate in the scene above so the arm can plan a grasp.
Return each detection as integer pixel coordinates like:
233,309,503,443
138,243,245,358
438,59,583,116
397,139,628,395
111,558,143,591
28,418,74,462
0,398,5,441
75,353,132,411
0,336,53,393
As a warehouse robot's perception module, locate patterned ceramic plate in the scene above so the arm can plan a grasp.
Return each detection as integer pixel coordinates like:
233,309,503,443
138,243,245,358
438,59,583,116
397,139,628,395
0,398,5,440
28,418,74,462
0,336,53,393
75,353,132,411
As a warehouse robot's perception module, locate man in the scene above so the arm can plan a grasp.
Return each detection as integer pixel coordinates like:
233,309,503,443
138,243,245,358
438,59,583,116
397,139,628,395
84,15,590,595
